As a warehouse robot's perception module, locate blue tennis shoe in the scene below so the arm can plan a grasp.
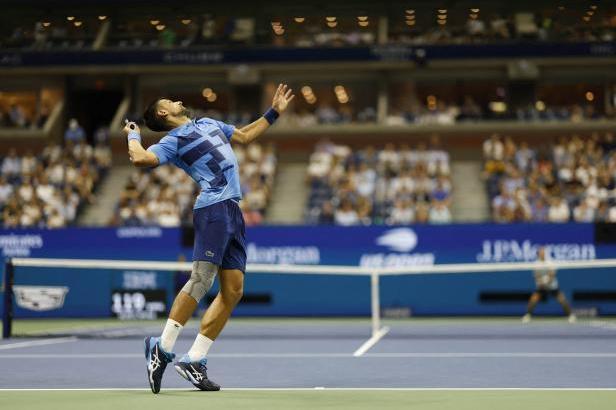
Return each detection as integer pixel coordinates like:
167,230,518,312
144,336,175,394
174,355,221,391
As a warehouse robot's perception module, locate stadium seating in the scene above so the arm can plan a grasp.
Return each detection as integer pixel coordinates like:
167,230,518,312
111,142,277,227
305,138,452,225
484,132,616,223
0,142,111,227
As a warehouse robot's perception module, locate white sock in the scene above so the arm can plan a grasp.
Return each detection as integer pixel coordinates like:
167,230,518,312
187,333,214,361
160,319,183,352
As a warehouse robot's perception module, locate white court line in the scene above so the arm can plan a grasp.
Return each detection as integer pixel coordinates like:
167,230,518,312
0,387,615,392
587,321,616,331
0,337,77,350
2,352,616,359
366,352,616,358
353,326,390,357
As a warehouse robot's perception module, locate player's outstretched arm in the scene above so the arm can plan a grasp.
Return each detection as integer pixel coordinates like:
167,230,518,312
123,121,160,167
232,83,294,144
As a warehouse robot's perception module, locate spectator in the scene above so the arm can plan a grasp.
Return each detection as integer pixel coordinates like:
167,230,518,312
548,197,570,223
1,149,21,181
428,200,452,224
64,118,86,143
8,104,27,127
387,199,415,225
0,176,14,204
334,200,360,226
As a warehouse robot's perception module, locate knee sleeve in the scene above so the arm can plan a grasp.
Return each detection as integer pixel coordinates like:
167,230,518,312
181,261,218,302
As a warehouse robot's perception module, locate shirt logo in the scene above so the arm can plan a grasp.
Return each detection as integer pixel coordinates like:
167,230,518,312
205,251,215,257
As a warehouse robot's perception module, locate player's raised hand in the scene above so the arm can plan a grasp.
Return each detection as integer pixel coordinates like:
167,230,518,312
272,83,295,113
123,119,140,135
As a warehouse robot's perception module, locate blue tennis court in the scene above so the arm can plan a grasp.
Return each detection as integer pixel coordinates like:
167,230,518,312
1,318,615,390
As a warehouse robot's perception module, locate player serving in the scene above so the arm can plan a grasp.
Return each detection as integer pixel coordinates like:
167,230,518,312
123,84,294,393
522,247,576,323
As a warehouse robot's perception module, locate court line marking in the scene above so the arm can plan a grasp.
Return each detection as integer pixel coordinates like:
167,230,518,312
0,337,78,350
1,388,615,392
587,321,616,331
353,326,390,357
3,352,616,359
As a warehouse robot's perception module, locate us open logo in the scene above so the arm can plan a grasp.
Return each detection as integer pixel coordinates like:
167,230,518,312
360,228,434,268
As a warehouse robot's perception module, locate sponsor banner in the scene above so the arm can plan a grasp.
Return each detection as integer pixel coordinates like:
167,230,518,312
0,228,180,318
241,223,607,268
1,224,615,317
13,286,69,311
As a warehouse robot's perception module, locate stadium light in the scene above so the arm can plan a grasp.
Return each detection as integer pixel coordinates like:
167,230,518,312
327,21,338,28
405,15,415,21
66,16,75,21
74,21,83,27
42,22,51,27
437,15,447,20
156,24,166,31
358,21,369,27
585,91,594,101
294,17,305,23
406,20,416,26
470,8,480,13
98,16,107,21
150,20,160,25
326,17,337,22
202,88,213,98
206,93,217,103
535,101,546,111
489,101,507,112
405,9,415,15
357,16,368,21
181,19,192,25
438,9,447,14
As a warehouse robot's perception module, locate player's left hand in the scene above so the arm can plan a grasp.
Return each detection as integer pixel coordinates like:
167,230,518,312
272,83,295,113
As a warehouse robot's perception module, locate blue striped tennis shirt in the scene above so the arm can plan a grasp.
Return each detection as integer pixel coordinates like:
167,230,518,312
147,117,241,209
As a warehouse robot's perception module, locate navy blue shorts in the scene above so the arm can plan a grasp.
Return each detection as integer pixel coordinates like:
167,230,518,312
192,199,247,273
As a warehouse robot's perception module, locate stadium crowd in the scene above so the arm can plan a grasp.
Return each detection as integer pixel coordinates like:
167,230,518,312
306,138,452,226
391,13,615,45
0,103,50,129
484,132,616,223
111,142,277,227
386,100,609,125
2,12,614,50
0,141,111,228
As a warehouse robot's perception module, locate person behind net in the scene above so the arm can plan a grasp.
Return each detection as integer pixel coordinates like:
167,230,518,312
522,247,576,324
122,84,295,394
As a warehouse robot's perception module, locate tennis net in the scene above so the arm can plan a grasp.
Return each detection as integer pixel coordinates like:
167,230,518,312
3,257,616,340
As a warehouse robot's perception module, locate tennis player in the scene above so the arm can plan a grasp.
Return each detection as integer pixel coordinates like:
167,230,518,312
522,247,576,323
123,84,294,393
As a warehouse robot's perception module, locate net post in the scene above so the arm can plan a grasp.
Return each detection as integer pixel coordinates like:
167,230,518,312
2,258,14,339
370,270,381,337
